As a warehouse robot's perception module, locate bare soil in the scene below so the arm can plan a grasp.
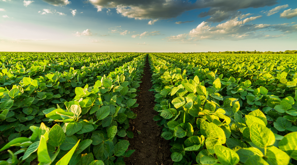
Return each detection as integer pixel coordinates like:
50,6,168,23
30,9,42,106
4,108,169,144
125,55,173,165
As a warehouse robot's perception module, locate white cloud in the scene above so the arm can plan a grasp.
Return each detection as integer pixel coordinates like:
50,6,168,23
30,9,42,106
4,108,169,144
267,4,288,16
57,12,65,16
175,20,194,24
43,0,70,6
39,9,52,15
280,8,297,19
75,29,93,36
24,0,34,7
132,31,160,38
120,30,129,35
240,13,252,19
167,34,188,41
0,8,5,11
2,15,9,18
71,9,77,16
148,19,158,25
243,16,262,24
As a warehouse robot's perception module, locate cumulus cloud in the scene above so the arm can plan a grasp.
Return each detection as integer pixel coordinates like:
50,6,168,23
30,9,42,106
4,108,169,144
120,30,129,35
2,15,9,18
240,13,252,19
175,20,194,24
71,9,77,16
38,9,52,15
280,8,297,19
43,0,70,6
148,19,158,25
267,4,288,16
0,8,5,11
132,31,160,38
24,0,33,7
168,15,297,42
89,0,276,23
57,12,65,16
75,29,93,36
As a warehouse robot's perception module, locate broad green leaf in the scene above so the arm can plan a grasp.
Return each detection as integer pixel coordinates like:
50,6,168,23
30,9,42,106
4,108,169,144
172,97,185,109
206,123,226,144
274,117,292,132
214,145,239,165
245,115,266,127
197,85,207,96
48,124,65,147
124,150,135,157
127,99,137,108
76,139,92,154
213,78,221,90
183,83,196,93
266,146,290,165
96,106,110,120
114,140,130,157
56,140,80,165
60,135,78,151
249,109,267,125
185,145,200,151
250,123,275,148
22,141,39,160
174,126,187,138
245,155,268,165
66,122,83,136
107,126,117,140
38,135,51,164
259,86,268,95
279,132,297,160
171,152,183,162
236,147,263,163
89,160,104,165
161,131,173,140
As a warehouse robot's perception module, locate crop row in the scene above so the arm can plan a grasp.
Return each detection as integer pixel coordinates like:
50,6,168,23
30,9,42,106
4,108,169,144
149,54,297,165
0,54,146,165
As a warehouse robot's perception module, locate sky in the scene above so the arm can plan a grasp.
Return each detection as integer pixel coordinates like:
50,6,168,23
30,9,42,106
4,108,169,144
0,0,297,52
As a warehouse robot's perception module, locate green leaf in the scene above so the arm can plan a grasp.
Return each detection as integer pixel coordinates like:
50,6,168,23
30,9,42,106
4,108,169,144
245,155,268,165
124,150,135,157
171,152,183,162
0,137,30,152
89,160,104,165
274,117,292,132
197,85,207,96
103,78,112,88
183,83,196,93
66,122,83,136
250,123,275,148
76,139,92,154
56,140,80,165
127,99,137,108
75,87,85,96
60,136,78,151
107,126,117,140
249,109,267,125
38,135,51,164
213,78,221,90
174,126,187,138
206,123,226,144
96,106,110,120
161,131,173,140
259,86,268,95
114,140,130,157
214,145,239,165
22,141,39,160
245,115,266,127
266,146,290,165
236,147,264,163
279,132,297,160
9,88,20,98
48,124,65,147
172,97,185,109
184,145,201,151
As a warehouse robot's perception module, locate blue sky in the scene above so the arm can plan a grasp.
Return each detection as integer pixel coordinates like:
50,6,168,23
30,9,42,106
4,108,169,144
0,0,297,52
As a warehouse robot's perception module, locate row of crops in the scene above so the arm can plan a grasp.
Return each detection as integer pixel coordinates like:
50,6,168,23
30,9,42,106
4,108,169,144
149,53,297,165
0,53,146,165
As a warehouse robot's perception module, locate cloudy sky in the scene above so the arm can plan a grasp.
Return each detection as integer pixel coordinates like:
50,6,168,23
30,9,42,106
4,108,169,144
0,0,297,52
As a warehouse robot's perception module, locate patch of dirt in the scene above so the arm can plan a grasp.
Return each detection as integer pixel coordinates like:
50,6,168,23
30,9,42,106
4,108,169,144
125,55,173,165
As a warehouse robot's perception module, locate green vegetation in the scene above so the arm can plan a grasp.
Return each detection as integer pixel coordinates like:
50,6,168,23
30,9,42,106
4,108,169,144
1,52,297,165
0,53,145,165
149,53,297,164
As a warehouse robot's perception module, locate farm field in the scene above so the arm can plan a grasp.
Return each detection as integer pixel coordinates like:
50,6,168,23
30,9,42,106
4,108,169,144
1,52,297,165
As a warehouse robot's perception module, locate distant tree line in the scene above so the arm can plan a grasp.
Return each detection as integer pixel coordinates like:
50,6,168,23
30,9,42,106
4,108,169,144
213,50,297,54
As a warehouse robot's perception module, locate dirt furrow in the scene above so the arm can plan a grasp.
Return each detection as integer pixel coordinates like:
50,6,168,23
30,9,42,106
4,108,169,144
125,55,172,165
